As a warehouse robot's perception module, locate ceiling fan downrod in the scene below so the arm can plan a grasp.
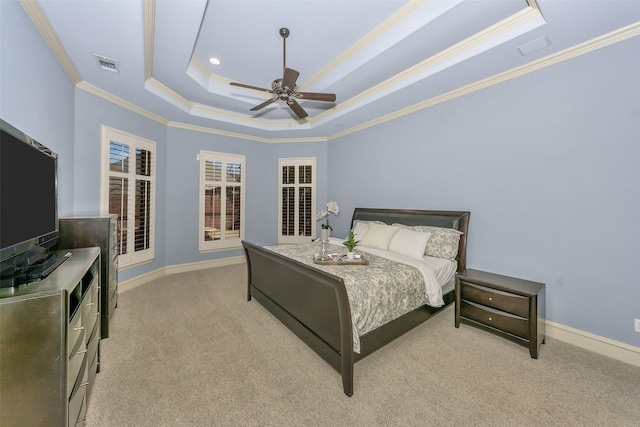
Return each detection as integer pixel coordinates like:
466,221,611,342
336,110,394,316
280,28,289,73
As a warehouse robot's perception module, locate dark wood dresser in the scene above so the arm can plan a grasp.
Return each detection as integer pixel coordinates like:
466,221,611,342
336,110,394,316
57,215,118,339
455,269,545,358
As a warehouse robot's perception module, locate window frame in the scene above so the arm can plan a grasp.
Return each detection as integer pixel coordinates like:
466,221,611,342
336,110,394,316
198,150,246,252
100,126,156,269
278,157,316,244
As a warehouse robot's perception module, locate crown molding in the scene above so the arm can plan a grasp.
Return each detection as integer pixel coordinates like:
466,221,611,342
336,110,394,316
328,21,640,141
145,77,317,131
167,122,328,144
143,0,155,80
18,0,82,84
23,1,639,143
77,81,168,125
299,0,460,92
79,77,326,142
185,0,464,114
321,4,545,125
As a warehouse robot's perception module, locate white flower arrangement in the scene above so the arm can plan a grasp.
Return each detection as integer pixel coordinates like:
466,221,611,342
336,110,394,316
316,201,339,230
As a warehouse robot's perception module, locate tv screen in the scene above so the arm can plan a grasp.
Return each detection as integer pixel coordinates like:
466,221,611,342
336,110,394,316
0,120,58,264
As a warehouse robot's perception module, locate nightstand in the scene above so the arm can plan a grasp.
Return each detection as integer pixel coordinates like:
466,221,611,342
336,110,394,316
455,269,545,358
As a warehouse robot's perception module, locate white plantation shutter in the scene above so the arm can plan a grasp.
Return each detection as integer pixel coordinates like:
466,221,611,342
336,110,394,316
199,151,245,251
278,158,316,244
101,126,156,268
134,148,152,252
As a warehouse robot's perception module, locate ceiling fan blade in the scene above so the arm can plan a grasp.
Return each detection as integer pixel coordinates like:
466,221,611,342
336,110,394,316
296,92,336,102
282,68,299,90
250,97,277,111
287,99,308,119
230,81,273,94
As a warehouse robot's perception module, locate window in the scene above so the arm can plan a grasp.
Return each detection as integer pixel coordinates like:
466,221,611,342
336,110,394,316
199,151,245,251
278,158,316,244
101,126,156,268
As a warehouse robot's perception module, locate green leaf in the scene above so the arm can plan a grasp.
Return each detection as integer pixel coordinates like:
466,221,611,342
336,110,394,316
342,231,360,251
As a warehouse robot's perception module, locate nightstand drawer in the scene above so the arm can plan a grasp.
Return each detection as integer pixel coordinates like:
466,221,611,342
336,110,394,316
459,280,529,318
460,300,529,339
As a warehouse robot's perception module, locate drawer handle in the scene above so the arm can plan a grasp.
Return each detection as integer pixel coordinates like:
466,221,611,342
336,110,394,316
488,297,493,301
78,349,88,355
80,381,90,388
87,302,95,307
488,317,492,321
74,326,85,332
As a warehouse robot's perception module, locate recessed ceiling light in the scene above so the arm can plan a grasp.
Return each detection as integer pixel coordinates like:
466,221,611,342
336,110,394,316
209,57,221,66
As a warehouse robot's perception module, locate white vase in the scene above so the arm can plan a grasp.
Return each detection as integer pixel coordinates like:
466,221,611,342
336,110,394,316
347,251,355,260
320,228,329,242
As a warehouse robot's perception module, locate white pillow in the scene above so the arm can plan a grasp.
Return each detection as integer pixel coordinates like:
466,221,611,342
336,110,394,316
388,228,432,260
360,223,398,249
351,221,369,242
393,223,463,260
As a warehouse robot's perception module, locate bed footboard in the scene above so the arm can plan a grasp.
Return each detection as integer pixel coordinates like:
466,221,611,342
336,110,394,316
242,241,355,396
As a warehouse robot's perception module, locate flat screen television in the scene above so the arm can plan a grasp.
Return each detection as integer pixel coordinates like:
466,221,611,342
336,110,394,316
0,119,60,283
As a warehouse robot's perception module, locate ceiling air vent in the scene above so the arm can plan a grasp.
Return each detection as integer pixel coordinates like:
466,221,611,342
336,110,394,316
93,54,119,73
517,36,551,56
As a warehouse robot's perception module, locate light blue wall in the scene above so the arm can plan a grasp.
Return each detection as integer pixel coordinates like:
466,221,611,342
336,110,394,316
163,127,265,265
0,2,327,281
73,90,168,281
0,1,75,217
163,127,328,265
328,37,640,347
3,0,638,348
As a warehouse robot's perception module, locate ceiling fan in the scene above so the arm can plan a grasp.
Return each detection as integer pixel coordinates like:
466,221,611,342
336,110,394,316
229,28,336,119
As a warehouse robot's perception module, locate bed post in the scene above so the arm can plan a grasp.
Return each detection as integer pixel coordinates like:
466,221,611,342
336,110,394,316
243,245,252,301
336,284,354,397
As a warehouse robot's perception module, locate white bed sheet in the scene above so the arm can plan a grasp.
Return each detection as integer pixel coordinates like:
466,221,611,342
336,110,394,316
327,237,457,307
269,239,458,353
421,255,458,287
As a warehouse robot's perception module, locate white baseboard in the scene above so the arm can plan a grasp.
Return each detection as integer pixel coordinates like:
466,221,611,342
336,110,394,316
164,255,245,276
545,320,640,367
118,256,245,293
118,259,640,368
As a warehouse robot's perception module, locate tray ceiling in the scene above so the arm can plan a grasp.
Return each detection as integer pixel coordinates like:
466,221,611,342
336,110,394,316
19,0,640,141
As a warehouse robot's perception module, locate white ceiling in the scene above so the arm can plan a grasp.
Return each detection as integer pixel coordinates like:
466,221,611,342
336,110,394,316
20,0,640,141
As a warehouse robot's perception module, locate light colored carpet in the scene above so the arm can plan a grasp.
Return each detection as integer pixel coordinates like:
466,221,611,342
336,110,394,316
85,264,640,426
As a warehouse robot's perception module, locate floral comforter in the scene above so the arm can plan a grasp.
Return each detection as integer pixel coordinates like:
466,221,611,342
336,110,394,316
263,240,442,353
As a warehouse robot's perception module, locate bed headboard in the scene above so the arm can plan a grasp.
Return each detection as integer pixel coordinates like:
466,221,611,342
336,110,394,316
351,208,470,273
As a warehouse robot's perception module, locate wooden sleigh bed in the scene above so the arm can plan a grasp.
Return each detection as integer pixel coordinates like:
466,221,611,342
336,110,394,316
242,208,470,396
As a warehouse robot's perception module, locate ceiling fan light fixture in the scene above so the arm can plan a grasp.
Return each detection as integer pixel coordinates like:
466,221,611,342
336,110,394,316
208,57,221,65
